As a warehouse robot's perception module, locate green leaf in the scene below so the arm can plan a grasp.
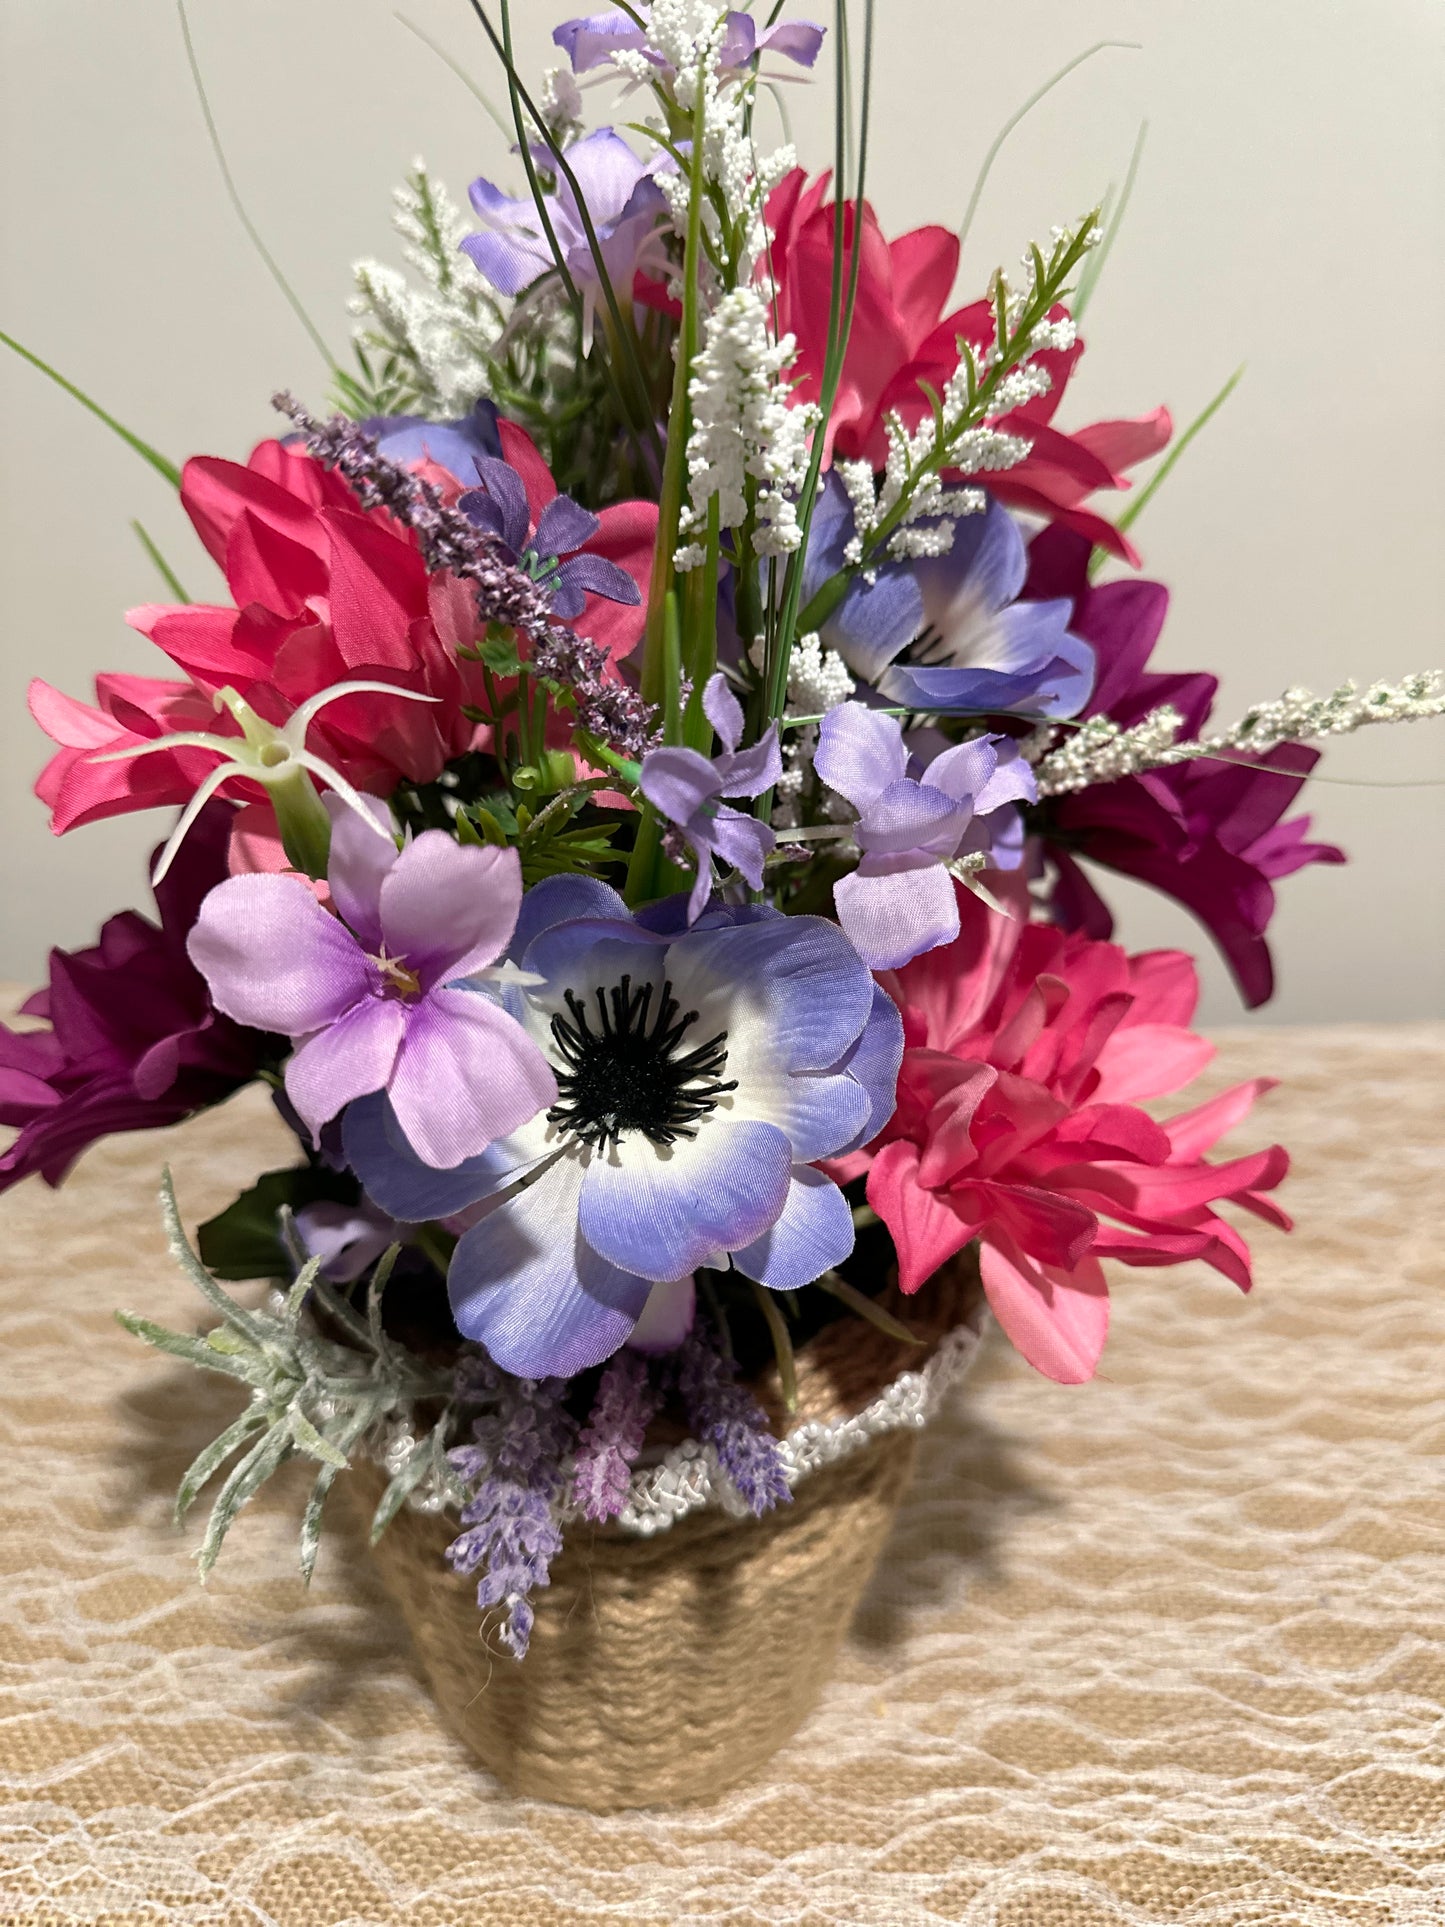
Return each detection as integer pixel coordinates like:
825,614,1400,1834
197,1422,294,1581
479,627,523,675
287,1405,351,1470
114,1310,264,1386
197,1165,356,1280
175,1406,269,1526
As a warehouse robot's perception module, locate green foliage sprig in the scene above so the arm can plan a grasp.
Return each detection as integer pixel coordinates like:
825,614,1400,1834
117,1172,457,1584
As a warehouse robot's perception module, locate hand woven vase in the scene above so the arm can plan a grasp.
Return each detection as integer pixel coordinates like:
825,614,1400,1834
351,1259,984,1811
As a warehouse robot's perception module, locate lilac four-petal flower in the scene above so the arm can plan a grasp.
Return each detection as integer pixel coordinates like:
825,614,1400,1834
814,704,1037,970
187,804,557,1169
554,10,824,80
342,875,903,1379
801,476,1095,719
638,675,782,922
457,456,639,619
461,128,670,348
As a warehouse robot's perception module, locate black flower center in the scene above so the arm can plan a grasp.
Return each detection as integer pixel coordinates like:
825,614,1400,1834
546,975,736,1153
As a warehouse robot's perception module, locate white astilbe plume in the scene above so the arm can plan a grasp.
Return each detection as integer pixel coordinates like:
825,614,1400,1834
675,288,819,567
620,1,794,277
1033,673,1445,797
350,161,503,416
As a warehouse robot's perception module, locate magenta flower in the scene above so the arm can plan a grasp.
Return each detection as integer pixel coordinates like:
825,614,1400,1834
638,675,781,922
187,805,556,1169
814,703,1036,970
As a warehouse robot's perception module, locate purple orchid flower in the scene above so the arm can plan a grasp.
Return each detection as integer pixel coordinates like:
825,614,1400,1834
461,128,670,351
801,475,1094,718
0,803,263,1194
187,801,556,1170
554,9,825,80
341,875,904,1379
1024,526,1346,1007
638,674,782,922
456,455,639,620
814,703,1037,971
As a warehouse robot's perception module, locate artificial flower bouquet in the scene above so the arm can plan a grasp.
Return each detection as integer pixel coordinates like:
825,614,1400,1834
4,2,1441,1807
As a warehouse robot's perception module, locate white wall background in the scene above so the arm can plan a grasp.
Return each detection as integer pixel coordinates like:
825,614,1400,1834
1,0,1441,1022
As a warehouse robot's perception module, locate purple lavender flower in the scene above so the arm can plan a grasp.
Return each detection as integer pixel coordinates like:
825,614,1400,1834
462,130,670,350
638,675,782,922
447,1375,576,1658
675,1321,790,1516
814,703,1036,970
0,802,263,1194
801,476,1094,719
570,1349,660,1524
555,10,825,82
458,456,640,620
342,875,903,1377
188,799,556,1169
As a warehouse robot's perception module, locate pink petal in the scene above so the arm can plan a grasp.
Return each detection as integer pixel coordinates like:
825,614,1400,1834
979,1235,1109,1383
387,989,557,1169
378,835,522,987
1164,1078,1275,1162
187,875,372,1035
285,998,408,1144
1092,1022,1215,1105
866,1139,977,1293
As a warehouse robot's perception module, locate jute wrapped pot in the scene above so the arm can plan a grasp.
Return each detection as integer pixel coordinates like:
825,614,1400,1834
350,1258,985,1811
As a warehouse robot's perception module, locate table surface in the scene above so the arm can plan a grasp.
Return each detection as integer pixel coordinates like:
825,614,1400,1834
1,1014,1441,1927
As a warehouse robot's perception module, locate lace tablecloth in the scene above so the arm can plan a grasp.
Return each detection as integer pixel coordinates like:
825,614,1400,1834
1,1017,1441,1927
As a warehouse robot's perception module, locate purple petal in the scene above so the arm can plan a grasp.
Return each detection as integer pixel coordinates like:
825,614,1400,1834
628,1277,696,1353
924,737,1001,806
826,982,905,1156
472,457,533,554
730,1166,854,1289
343,1091,546,1221
639,746,722,827
718,13,758,67
553,11,646,73
285,997,408,1144
823,567,925,685
760,21,826,66
702,672,745,754
557,129,654,224
520,919,667,1012
324,794,398,952
814,703,909,813
855,777,971,857
459,228,551,299
914,497,1027,629
457,487,508,541
188,876,372,1035
293,1200,398,1283
371,402,501,482
707,806,775,892
533,493,600,561
715,723,782,798
833,855,960,970
666,914,877,1079
450,1152,654,1376
510,874,630,960
548,551,640,618
378,835,521,988
388,990,556,1170
578,1120,794,1281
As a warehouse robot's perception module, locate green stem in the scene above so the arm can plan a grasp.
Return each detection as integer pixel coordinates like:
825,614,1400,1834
1088,363,1245,574
131,521,190,602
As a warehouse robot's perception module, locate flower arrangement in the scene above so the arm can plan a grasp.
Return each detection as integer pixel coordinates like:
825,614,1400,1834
4,0,1442,1718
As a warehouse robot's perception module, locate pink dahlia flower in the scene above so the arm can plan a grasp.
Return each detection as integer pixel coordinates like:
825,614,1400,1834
29,429,656,861
833,882,1290,1384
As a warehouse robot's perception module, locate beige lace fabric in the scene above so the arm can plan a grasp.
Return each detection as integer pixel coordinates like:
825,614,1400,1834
0,1011,1441,1926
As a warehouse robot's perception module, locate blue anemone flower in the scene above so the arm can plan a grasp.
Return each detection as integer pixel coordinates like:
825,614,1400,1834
802,475,1096,718
342,876,903,1378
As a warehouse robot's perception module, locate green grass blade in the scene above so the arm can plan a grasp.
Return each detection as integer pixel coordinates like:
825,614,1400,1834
1073,119,1149,322
958,41,1141,259
1089,365,1246,577
0,329,181,487
131,520,191,602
